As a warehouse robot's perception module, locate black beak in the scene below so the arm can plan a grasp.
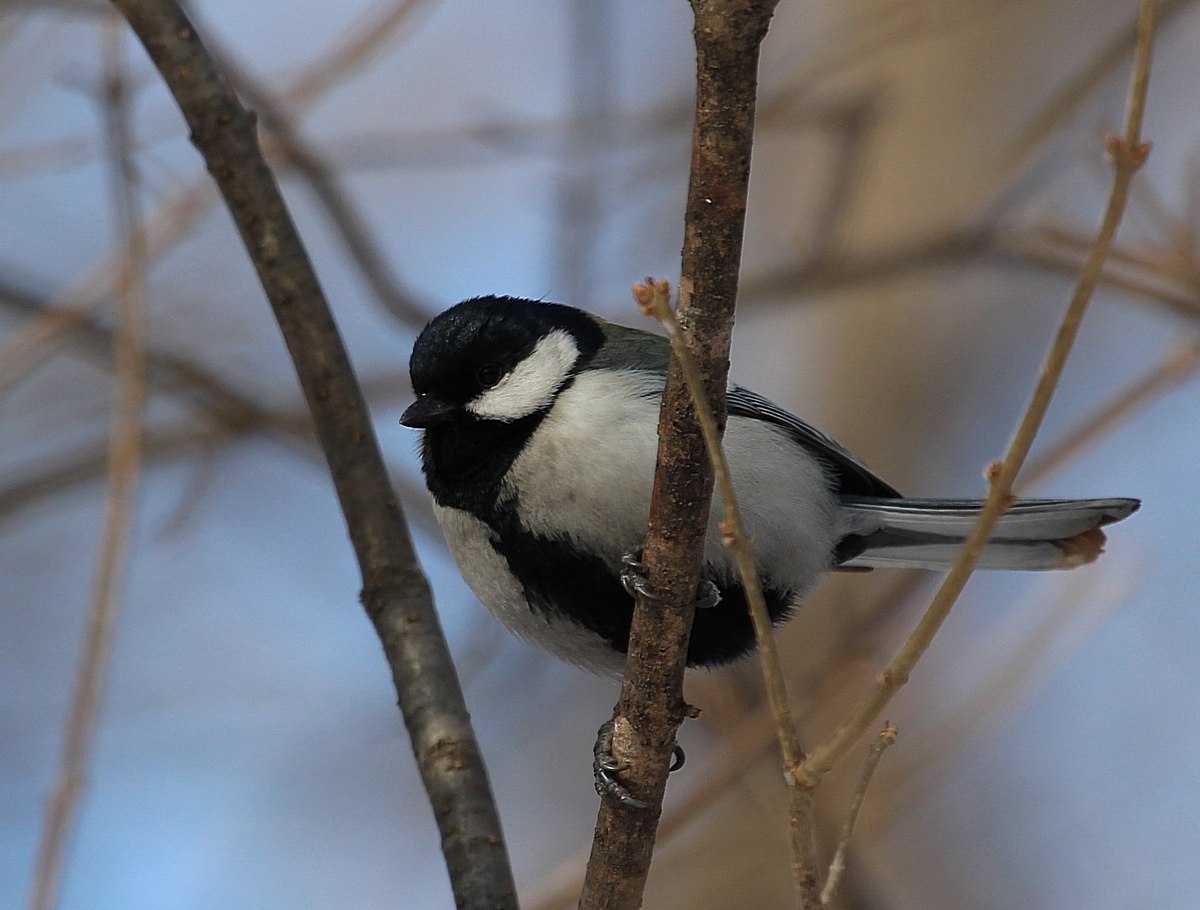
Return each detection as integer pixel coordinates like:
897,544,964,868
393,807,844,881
400,394,456,428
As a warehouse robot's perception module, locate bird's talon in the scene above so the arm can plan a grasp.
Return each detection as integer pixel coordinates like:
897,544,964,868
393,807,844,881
621,551,722,610
592,720,686,807
593,720,647,808
620,550,659,601
669,744,686,772
695,580,721,610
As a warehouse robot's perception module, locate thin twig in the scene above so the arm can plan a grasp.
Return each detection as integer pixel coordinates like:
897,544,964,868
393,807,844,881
27,19,147,910
820,722,897,907
0,0,424,395
109,2,516,905
800,0,1157,788
636,278,817,898
1021,337,1200,490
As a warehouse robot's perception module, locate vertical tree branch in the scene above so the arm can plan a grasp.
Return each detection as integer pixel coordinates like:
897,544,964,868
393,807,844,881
637,280,819,904
579,3,780,908
107,2,517,907
28,19,148,910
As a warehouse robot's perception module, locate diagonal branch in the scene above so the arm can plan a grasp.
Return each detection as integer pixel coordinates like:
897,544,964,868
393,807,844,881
107,2,517,906
800,0,1158,788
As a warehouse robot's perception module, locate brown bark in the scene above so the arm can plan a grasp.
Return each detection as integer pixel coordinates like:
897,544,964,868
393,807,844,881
109,3,517,907
578,3,780,908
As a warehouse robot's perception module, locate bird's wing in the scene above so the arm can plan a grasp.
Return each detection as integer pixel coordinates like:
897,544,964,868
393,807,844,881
590,319,673,372
591,319,899,498
727,386,901,498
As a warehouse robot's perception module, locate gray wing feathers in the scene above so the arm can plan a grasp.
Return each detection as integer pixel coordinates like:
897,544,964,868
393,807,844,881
726,388,901,498
591,320,672,372
590,318,898,497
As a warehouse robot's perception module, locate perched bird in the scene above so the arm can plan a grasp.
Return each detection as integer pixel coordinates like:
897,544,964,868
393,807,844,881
401,296,1139,677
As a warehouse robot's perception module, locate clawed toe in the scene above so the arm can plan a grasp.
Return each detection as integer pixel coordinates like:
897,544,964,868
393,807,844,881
620,550,722,610
592,720,687,808
619,550,656,601
593,719,647,808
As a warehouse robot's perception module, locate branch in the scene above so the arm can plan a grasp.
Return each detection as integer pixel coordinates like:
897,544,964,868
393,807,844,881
800,0,1158,788
637,280,817,902
578,3,780,908
28,20,148,910
108,2,517,906
819,723,897,907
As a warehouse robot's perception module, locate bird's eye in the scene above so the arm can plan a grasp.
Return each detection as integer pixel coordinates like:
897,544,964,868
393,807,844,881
477,363,505,388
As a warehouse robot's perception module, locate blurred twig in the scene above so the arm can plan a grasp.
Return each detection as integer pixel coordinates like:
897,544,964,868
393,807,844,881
799,0,1158,788
207,36,428,328
0,181,209,394
0,393,440,538
0,0,426,394
27,20,147,910
820,722,897,907
110,2,516,905
880,559,1138,818
1021,338,1200,489
0,279,433,538
998,0,1191,182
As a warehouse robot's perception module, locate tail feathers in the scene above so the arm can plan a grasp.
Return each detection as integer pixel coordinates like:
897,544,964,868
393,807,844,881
835,497,1139,571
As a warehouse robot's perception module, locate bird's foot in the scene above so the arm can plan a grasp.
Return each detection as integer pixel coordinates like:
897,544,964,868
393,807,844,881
619,550,721,609
592,719,686,808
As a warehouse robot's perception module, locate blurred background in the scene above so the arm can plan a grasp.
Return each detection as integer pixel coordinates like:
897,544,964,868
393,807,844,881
2,0,1198,908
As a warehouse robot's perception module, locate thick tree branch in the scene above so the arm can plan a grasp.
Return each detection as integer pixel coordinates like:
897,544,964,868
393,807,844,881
578,3,780,908
108,2,517,907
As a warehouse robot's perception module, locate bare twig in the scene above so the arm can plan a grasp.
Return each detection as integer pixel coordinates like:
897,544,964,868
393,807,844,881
1021,338,1200,490
578,3,781,908
820,722,897,907
0,0,424,395
27,20,147,910
800,0,1157,788
636,279,816,901
108,2,516,906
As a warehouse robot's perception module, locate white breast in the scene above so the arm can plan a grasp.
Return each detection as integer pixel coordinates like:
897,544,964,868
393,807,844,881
504,369,840,594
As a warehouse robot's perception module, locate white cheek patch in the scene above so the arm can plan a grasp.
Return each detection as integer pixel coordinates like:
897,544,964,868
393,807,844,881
466,329,580,421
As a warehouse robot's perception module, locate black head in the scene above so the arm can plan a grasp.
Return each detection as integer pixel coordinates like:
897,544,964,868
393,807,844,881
402,296,605,428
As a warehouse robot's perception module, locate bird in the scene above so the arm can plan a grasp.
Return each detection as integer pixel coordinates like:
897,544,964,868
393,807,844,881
400,295,1139,677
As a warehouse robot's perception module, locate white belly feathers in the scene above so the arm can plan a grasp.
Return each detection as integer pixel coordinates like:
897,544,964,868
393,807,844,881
434,369,840,671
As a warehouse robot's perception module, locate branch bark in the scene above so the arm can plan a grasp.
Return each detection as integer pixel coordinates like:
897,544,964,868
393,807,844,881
108,2,517,907
578,3,780,908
